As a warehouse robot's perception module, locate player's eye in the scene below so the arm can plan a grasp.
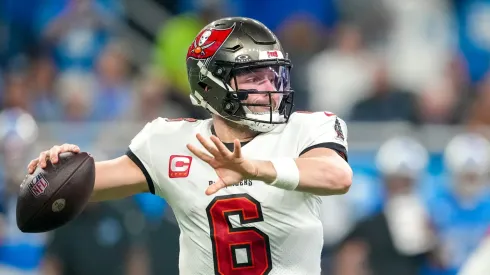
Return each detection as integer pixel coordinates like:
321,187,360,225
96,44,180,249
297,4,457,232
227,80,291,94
244,76,260,83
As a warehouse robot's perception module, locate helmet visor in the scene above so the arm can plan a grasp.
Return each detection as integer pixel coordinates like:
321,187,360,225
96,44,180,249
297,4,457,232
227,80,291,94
231,65,291,113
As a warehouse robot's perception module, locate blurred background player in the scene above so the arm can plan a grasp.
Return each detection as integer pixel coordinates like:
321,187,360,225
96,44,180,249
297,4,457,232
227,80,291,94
41,199,148,275
423,132,490,275
0,107,46,275
334,136,434,275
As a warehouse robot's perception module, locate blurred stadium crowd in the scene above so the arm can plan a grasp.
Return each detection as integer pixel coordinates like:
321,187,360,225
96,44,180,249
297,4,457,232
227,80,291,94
1,0,490,274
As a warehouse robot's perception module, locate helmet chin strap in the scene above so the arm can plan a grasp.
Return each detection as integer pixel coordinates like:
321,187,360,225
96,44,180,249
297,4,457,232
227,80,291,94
236,110,284,133
191,89,285,133
241,119,280,133
214,107,282,133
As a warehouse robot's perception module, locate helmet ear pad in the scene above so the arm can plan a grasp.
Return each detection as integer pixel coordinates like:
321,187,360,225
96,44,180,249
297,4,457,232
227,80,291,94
222,92,242,115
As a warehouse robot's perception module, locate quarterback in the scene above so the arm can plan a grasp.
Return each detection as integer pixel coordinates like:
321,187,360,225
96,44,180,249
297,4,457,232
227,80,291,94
28,17,353,275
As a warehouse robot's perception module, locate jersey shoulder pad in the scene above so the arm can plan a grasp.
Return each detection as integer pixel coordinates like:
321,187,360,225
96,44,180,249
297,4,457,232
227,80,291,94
288,111,348,152
130,117,203,147
141,117,202,137
289,111,340,127
128,117,201,197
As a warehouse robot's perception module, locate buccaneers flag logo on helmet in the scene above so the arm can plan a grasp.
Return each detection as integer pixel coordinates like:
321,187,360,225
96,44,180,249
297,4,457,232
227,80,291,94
187,26,234,60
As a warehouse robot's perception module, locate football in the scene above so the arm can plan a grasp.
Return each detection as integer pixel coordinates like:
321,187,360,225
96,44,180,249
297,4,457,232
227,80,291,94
16,152,95,233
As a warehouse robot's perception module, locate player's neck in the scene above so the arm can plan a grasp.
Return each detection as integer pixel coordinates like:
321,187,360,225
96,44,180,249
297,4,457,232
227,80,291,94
211,116,258,143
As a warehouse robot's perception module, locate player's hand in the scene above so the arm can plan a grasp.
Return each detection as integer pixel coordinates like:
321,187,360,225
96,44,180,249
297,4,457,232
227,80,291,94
187,134,258,195
27,144,80,174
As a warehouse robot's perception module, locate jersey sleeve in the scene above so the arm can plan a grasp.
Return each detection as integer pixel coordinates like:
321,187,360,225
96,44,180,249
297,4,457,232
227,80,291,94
297,112,349,161
125,119,161,195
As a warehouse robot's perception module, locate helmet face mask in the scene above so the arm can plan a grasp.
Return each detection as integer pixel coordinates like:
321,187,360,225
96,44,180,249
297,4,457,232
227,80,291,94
186,17,295,132
222,62,294,124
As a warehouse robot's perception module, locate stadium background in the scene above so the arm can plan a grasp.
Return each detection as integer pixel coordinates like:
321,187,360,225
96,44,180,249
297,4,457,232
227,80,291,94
1,0,490,274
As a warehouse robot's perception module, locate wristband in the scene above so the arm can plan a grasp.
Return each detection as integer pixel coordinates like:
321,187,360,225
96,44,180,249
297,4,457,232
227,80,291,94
269,158,300,190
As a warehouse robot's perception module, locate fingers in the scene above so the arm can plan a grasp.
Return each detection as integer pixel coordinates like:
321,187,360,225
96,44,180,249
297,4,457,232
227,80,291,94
38,150,49,169
49,145,61,164
51,144,80,163
66,144,80,153
210,135,232,158
30,144,81,173
196,134,221,157
233,139,242,158
195,134,236,160
27,159,39,174
206,178,227,195
49,144,80,164
186,144,213,163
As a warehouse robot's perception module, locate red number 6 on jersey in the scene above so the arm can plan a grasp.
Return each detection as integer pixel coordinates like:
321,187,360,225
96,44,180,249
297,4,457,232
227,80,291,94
206,194,273,275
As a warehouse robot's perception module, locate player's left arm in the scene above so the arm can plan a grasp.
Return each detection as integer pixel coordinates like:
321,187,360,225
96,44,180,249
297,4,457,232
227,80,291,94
254,113,352,196
253,148,352,196
296,146,352,195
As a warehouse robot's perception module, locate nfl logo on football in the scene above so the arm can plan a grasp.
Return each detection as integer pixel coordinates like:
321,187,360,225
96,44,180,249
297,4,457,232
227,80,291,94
29,174,49,197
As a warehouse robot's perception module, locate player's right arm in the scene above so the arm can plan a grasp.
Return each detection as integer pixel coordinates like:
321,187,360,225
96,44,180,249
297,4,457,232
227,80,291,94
27,144,149,202
90,156,149,201
29,118,179,201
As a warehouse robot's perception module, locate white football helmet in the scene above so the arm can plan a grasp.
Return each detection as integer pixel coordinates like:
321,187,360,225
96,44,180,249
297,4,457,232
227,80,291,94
375,136,429,178
444,132,490,175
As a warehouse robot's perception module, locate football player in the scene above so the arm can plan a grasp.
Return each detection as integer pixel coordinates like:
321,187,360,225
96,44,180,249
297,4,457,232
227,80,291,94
425,132,490,275
335,136,433,275
27,17,353,275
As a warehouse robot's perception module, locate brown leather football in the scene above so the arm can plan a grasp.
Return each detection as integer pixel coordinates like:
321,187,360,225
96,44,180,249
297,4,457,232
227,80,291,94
16,152,95,233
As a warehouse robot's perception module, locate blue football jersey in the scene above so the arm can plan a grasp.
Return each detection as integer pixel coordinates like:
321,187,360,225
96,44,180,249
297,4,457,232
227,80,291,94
423,185,490,275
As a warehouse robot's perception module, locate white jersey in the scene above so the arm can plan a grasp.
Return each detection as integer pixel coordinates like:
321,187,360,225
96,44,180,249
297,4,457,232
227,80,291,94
127,111,349,275
459,231,490,275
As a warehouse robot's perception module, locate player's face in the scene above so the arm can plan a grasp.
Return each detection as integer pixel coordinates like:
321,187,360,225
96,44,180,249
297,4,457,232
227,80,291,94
454,172,488,198
232,66,290,113
385,175,415,196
